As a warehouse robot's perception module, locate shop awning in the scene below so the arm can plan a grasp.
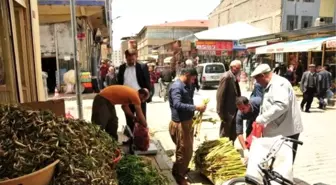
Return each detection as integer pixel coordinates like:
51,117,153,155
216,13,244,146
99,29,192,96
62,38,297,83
194,22,269,41
256,36,336,54
326,37,336,49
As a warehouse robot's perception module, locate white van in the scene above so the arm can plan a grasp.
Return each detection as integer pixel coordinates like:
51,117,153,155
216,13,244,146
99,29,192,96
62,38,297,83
196,63,226,89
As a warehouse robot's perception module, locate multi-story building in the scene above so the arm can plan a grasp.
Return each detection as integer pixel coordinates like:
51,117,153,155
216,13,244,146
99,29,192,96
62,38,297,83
111,50,122,66
208,0,332,33
136,20,209,60
319,0,336,24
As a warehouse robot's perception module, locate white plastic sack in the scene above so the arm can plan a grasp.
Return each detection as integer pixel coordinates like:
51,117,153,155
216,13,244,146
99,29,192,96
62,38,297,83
246,135,293,185
63,70,76,85
64,83,74,94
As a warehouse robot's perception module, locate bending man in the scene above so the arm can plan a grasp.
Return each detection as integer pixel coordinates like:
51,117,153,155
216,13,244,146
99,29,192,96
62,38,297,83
91,85,149,140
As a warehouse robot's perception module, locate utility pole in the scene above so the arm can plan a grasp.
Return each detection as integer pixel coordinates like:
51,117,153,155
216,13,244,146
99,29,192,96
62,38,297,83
70,0,83,119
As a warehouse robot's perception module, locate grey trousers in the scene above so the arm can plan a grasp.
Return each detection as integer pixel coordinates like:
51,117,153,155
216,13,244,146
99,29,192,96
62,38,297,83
91,95,118,140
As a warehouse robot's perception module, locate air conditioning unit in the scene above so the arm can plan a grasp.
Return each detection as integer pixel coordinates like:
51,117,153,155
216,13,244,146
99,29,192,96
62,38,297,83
314,17,326,27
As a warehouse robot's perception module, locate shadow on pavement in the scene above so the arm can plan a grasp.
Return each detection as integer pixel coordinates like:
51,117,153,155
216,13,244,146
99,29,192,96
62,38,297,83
294,178,311,185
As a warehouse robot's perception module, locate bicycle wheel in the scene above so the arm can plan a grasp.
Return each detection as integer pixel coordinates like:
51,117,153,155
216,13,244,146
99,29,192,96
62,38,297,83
224,177,248,185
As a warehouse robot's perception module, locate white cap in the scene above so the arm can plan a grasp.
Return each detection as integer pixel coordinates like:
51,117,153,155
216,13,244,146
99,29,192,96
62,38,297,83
251,64,271,77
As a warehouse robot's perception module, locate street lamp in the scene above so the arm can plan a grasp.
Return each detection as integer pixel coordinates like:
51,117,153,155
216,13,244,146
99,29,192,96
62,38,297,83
110,15,121,51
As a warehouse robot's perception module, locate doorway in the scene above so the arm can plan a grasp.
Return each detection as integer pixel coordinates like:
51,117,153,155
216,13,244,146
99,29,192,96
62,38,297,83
42,57,57,93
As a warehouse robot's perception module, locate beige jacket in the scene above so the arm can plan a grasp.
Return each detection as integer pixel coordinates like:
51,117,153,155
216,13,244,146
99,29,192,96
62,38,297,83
256,74,303,137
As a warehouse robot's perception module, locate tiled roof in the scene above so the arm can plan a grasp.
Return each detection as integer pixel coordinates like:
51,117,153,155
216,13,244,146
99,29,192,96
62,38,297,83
148,20,208,28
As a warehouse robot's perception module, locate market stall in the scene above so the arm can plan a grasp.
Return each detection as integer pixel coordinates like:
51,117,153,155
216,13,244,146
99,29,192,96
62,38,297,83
193,22,269,64
0,103,174,185
321,37,336,96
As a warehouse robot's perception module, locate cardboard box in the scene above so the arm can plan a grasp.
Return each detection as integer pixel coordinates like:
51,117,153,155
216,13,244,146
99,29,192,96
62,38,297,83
20,99,65,117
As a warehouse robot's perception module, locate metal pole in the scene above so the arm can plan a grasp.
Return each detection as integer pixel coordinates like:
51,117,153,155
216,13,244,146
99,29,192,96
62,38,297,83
294,1,297,29
54,24,61,91
70,0,83,119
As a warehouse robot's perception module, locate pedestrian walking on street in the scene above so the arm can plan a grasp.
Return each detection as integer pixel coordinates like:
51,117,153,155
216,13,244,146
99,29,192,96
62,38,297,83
235,96,262,161
148,65,157,100
216,60,242,141
105,66,117,86
300,64,317,113
99,59,109,89
316,65,332,109
91,85,149,140
252,64,303,163
117,49,151,138
168,68,206,185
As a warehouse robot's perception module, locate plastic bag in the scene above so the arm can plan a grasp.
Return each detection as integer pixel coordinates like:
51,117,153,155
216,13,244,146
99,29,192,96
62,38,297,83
245,122,263,149
247,136,294,185
133,123,150,151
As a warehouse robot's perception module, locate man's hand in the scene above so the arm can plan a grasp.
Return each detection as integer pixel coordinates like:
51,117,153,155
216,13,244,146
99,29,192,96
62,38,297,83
196,104,206,112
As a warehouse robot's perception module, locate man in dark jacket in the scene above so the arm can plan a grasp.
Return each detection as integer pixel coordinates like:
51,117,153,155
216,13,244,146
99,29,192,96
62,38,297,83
216,60,242,141
117,49,151,133
317,65,332,109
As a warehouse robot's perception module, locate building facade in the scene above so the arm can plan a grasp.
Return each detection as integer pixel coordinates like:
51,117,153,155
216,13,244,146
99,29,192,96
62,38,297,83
136,20,209,60
319,0,336,23
0,0,44,103
38,0,108,92
208,0,330,33
111,50,122,66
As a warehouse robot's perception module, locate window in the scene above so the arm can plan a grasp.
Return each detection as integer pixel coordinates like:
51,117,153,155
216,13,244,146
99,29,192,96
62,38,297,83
286,15,298,30
301,16,313,28
303,0,314,2
205,64,224,73
321,17,333,24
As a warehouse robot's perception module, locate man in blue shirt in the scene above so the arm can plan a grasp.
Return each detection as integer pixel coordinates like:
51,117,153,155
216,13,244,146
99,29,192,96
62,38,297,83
235,96,262,161
250,82,263,98
169,68,206,185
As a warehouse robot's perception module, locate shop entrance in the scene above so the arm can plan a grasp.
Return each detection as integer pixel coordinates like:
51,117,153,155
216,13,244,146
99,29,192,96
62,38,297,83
42,57,57,94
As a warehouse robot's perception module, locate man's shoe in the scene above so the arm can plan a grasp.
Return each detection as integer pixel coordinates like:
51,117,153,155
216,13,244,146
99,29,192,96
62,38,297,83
122,139,132,145
305,110,310,113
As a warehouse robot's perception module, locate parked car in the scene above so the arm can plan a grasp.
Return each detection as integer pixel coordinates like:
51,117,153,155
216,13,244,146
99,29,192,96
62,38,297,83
196,63,226,89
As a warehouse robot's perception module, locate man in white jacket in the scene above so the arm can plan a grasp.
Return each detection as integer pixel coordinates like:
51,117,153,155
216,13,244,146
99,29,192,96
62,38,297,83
251,64,303,163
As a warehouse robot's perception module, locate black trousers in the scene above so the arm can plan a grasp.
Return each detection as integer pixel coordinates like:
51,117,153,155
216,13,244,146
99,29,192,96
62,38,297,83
317,90,327,108
91,95,118,140
125,102,147,132
301,87,316,111
219,114,237,142
288,133,300,164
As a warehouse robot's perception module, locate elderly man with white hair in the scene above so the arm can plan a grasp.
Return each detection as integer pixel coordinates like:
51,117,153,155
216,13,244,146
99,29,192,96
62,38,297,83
251,63,303,163
216,60,242,141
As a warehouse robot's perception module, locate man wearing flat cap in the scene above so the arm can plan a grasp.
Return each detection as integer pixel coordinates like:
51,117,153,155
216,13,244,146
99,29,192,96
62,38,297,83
251,64,303,163
300,64,317,112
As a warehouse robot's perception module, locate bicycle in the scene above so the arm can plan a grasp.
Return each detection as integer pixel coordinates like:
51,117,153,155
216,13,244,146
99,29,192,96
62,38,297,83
226,136,303,185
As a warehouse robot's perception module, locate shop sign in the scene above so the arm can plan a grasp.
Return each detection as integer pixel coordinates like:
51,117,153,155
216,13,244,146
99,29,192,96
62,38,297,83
197,50,216,55
196,41,233,51
326,40,336,49
232,40,246,50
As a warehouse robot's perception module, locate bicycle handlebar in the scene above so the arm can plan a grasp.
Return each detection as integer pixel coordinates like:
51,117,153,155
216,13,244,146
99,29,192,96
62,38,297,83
282,137,303,145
